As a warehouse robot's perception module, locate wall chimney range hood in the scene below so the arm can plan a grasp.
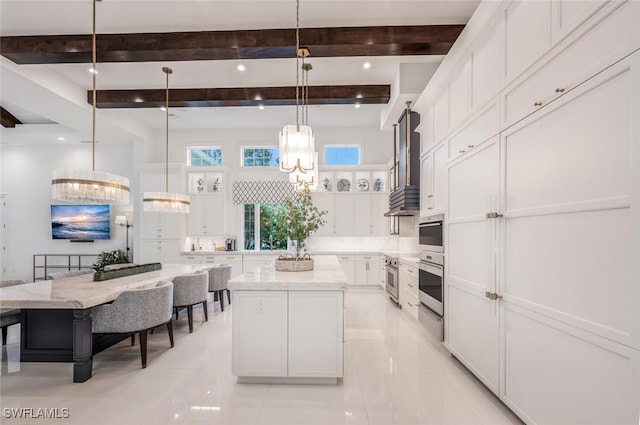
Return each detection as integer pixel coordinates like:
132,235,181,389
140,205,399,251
385,101,420,216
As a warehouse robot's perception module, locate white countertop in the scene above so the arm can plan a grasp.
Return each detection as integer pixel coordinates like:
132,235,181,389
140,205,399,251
399,256,420,267
0,264,208,309
228,255,347,291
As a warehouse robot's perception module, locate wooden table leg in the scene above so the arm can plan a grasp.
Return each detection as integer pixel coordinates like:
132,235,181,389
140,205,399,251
72,309,93,383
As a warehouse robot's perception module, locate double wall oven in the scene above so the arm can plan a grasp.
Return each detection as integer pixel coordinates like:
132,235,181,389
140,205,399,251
418,214,444,340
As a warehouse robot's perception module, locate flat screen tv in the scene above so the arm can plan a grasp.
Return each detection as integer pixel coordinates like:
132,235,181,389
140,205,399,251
51,205,110,240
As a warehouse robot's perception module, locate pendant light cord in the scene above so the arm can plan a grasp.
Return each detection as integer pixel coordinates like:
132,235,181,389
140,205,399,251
163,67,172,193
91,0,97,171
295,0,300,130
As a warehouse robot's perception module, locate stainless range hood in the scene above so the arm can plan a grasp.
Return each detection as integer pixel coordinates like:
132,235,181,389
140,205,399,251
385,101,420,217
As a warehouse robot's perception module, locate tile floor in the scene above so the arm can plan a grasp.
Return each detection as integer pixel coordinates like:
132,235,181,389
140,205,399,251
0,288,524,425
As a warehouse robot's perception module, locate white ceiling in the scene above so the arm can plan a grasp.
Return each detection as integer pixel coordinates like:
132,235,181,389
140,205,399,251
0,0,480,144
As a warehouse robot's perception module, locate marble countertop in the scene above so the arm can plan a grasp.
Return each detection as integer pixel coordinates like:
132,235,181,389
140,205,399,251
399,256,420,267
0,264,209,309
229,255,347,291
182,250,283,255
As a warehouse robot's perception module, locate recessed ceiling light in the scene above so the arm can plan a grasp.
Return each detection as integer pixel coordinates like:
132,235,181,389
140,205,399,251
356,93,363,99
57,136,65,141
254,94,262,101
160,106,167,111
134,97,144,103
363,62,371,69
88,68,98,74
355,103,361,108
237,64,246,72
258,104,265,110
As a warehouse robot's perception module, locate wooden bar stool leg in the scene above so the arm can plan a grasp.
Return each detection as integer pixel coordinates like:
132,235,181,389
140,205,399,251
139,330,148,368
187,305,194,333
203,300,209,321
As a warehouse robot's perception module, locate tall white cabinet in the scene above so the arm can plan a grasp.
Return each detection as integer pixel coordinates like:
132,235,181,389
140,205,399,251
415,1,640,424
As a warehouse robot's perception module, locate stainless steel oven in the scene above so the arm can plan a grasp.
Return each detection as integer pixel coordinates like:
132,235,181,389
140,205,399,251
384,255,399,304
418,250,444,340
418,251,444,316
419,214,444,253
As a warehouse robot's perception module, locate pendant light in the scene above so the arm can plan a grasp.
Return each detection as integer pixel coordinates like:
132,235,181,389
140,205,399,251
51,0,130,205
279,0,315,174
290,62,318,191
142,67,190,214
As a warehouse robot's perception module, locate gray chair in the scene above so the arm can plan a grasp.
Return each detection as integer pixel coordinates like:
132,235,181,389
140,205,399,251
91,280,174,368
46,269,93,280
207,264,232,312
0,280,25,345
172,270,209,333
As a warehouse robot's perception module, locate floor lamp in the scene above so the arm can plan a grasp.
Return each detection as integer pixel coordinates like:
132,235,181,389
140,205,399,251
115,215,132,260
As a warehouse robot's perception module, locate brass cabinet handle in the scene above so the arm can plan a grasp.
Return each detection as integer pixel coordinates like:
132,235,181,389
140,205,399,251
427,195,434,198
534,101,543,107
485,212,503,219
555,87,565,93
468,145,475,148
459,150,466,154
485,291,503,300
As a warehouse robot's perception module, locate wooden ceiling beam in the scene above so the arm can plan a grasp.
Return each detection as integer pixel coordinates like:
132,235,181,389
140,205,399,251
1,25,464,64
90,85,390,108
0,106,22,128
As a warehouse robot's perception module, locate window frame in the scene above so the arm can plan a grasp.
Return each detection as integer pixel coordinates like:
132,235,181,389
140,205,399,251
323,144,361,166
186,146,223,167
240,145,280,168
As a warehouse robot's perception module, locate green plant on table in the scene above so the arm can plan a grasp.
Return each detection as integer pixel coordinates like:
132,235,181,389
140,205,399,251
93,249,129,272
274,186,327,257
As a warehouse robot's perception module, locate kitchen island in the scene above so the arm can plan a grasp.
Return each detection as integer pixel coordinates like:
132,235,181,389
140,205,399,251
228,255,347,385
0,263,207,382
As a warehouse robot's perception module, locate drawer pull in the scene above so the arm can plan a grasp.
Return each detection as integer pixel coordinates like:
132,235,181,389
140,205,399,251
555,87,565,93
533,101,543,107
467,144,475,148
408,283,414,287
459,150,466,154
427,195,433,198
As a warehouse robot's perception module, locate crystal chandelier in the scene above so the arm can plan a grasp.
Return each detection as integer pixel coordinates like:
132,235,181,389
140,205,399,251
289,62,318,191
279,0,315,175
51,0,130,205
142,67,190,214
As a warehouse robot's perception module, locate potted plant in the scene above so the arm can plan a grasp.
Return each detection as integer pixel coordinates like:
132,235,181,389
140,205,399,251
273,186,327,270
93,249,130,272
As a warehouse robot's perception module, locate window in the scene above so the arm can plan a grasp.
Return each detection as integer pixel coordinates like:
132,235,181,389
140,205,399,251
242,204,287,250
188,147,222,166
242,147,279,167
324,145,360,165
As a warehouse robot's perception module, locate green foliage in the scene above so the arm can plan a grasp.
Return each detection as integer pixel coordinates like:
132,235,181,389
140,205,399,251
274,187,327,253
93,249,129,272
259,204,288,249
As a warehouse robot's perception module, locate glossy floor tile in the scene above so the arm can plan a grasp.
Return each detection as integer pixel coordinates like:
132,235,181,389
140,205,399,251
0,288,523,425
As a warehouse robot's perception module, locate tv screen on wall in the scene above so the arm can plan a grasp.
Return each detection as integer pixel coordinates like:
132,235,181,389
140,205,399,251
51,205,110,240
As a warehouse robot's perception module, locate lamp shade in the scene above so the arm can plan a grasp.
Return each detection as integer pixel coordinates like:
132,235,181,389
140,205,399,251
115,215,127,225
279,124,315,172
51,169,130,204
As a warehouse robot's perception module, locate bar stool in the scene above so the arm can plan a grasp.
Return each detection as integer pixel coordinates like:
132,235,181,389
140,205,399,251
207,264,232,312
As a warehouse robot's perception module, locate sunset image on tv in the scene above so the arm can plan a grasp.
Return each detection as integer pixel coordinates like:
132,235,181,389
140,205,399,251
51,205,110,240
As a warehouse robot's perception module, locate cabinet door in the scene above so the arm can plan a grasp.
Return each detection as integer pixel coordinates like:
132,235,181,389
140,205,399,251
158,239,182,264
138,239,162,264
353,194,372,235
551,0,609,44
420,154,434,216
188,196,225,236
288,291,344,378
311,192,334,236
421,101,435,154
232,291,288,377
505,0,551,82
446,137,500,394
433,87,449,143
370,193,388,236
333,194,354,236
432,143,449,213
449,59,470,129
354,261,367,285
337,256,355,285
470,16,501,112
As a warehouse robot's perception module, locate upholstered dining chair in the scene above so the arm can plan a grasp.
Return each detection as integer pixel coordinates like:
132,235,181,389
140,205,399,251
91,280,174,368
207,264,232,312
0,279,25,345
172,270,209,333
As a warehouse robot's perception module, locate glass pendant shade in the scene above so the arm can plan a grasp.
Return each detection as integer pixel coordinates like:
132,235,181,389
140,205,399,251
289,151,318,191
279,124,315,173
52,169,130,204
142,191,190,214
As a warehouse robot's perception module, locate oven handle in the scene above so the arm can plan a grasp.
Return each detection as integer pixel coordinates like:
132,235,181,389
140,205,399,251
419,222,442,227
419,261,443,277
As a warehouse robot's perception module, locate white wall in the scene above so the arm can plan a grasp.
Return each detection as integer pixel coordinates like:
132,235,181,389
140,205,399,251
0,143,134,281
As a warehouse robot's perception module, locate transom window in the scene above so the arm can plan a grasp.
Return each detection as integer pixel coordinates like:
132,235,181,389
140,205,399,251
324,145,360,165
187,147,222,166
242,147,279,167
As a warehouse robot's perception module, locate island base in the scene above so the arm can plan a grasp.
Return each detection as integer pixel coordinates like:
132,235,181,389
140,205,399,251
237,376,339,385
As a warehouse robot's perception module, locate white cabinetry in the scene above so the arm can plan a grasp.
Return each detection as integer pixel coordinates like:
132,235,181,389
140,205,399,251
399,263,419,320
336,255,355,285
448,59,470,130
333,194,354,236
446,137,501,394
353,193,387,235
420,153,434,213
421,141,449,216
232,290,344,380
433,87,449,143
354,254,380,286
310,192,334,236
470,15,501,112
203,254,243,278
138,239,182,264
187,195,225,236
243,254,279,274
